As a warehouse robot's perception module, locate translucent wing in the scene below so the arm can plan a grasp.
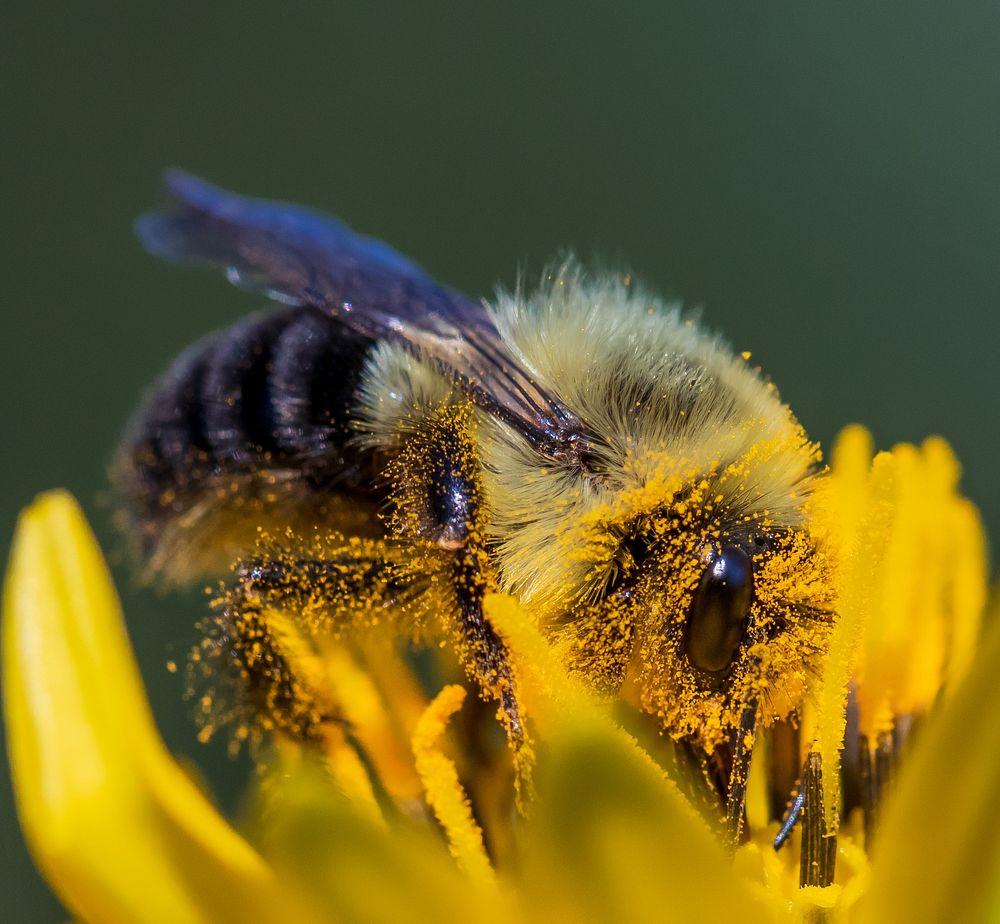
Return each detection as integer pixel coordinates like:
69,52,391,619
137,171,595,464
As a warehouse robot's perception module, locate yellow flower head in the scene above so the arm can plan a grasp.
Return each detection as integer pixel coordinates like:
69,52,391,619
3,423,1000,923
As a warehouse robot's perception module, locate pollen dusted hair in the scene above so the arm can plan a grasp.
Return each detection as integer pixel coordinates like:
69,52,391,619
358,262,820,615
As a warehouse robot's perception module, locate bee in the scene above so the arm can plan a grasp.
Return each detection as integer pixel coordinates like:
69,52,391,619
117,171,834,838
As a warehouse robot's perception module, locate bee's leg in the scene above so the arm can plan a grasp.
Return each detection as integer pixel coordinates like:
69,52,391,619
723,700,757,847
391,402,525,748
451,542,524,743
200,540,405,745
688,706,756,848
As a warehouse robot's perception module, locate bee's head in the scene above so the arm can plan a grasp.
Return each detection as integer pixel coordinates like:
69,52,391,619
555,469,835,751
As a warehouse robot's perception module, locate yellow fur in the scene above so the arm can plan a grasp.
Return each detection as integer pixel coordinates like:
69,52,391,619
358,263,820,616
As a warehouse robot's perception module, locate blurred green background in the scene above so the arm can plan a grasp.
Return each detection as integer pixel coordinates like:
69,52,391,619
4,2,1000,918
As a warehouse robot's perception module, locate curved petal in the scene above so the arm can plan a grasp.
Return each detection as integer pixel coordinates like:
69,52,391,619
484,593,772,922
2,492,290,924
411,685,494,885
858,595,1000,923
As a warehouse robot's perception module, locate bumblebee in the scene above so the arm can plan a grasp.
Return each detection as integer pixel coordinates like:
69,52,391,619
117,172,833,837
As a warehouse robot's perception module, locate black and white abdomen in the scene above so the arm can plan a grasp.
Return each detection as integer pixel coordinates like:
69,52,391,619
115,304,380,572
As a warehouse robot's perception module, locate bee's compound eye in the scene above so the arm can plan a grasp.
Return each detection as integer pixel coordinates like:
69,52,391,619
684,547,754,674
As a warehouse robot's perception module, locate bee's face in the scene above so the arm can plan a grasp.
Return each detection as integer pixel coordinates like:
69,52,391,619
639,526,832,751
555,469,834,751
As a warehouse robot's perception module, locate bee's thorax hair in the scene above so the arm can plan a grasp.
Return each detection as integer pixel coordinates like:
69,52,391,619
357,264,820,613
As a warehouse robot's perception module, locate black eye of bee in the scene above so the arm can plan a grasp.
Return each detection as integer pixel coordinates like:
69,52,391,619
684,546,754,675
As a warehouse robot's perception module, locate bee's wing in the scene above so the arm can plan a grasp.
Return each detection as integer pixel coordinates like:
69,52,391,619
137,171,593,463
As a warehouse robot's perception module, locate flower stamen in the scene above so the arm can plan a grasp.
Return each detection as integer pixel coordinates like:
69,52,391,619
799,751,837,888
412,684,495,886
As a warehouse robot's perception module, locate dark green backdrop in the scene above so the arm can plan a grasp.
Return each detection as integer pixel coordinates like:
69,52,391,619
4,3,1000,919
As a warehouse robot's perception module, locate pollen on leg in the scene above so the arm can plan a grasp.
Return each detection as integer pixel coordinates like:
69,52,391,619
188,597,339,751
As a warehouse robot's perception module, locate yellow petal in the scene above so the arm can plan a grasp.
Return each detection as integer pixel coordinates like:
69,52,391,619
412,684,494,885
251,749,508,924
813,424,877,825
486,592,771,921
858,592,1000,923
813,428,987,828
3,491,289,924
518,712,772,923
322,642,422,800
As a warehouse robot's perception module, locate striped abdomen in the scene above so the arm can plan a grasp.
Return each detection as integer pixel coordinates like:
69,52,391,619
116,304,380,573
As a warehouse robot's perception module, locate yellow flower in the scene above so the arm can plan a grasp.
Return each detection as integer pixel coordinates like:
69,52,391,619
2,492,288,924
3,422,999,923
